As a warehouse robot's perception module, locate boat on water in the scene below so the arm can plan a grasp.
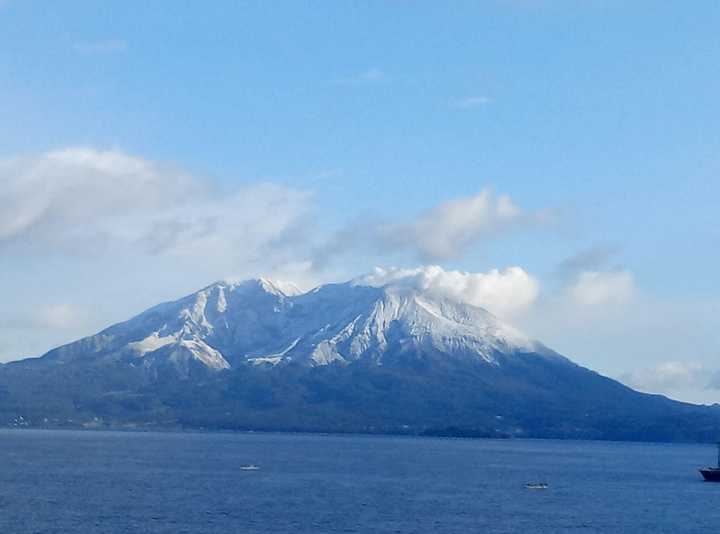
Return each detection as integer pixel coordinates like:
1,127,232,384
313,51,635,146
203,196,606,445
525,483,549,490
240,464,260,471
700,443,720,481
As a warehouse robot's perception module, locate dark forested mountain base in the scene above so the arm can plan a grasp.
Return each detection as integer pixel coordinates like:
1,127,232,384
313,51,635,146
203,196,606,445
1,351,719,442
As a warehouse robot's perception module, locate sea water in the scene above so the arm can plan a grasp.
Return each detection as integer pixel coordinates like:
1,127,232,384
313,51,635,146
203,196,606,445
1,429,719,533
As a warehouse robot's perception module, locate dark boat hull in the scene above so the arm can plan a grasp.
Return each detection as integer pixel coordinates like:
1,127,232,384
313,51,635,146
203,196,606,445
700,468,720,481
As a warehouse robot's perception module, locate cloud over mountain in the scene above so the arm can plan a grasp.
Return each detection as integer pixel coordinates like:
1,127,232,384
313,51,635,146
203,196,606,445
355,265,539,319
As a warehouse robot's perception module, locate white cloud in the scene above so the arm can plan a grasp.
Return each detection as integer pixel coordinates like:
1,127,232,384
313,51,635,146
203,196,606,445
566,270,636,307
378,190,533,261
514,250,720,404
516,267,640,350
0,147,313,261
74,40,127,54
0,147,197,243
618,361,720,404
620,361,707,394
451,96,493,108
355,265,539,318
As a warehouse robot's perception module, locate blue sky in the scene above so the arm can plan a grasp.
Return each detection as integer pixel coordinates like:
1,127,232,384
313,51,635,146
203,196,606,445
1,1,719,402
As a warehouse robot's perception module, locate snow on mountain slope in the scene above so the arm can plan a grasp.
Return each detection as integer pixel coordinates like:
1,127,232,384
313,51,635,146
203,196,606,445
36,268,548,376
270,282,539,367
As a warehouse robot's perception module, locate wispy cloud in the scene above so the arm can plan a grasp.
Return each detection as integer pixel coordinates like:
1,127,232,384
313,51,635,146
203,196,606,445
451,95,493,109
313,189,552,269
547,247,638,311
556,245,621,280
375,189,548,261
377,190,520,260
74,39,128,54
566,270,636,307
620,361,705,393
333,68,386,85
0,304,87,330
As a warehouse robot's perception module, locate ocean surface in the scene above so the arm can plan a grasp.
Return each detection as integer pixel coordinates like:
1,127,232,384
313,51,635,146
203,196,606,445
1,430,720,533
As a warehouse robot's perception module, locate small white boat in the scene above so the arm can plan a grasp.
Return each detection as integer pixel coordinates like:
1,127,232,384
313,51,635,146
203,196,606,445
525,482,549,490
240,464,260,471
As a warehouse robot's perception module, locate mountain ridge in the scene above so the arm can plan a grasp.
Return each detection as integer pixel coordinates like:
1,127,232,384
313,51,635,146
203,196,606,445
23,274,552,375
1,269,719,442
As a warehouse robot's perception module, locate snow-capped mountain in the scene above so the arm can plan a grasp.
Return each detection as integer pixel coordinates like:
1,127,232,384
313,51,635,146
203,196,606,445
38,273,552,377
2,269,719,442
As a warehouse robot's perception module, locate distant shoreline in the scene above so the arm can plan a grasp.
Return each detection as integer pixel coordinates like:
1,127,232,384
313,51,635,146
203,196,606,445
1,425,716,446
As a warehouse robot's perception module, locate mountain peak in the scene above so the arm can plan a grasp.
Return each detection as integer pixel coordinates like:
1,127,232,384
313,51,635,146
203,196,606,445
212,276,303,298
255,277,303,297
34,268,544,377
